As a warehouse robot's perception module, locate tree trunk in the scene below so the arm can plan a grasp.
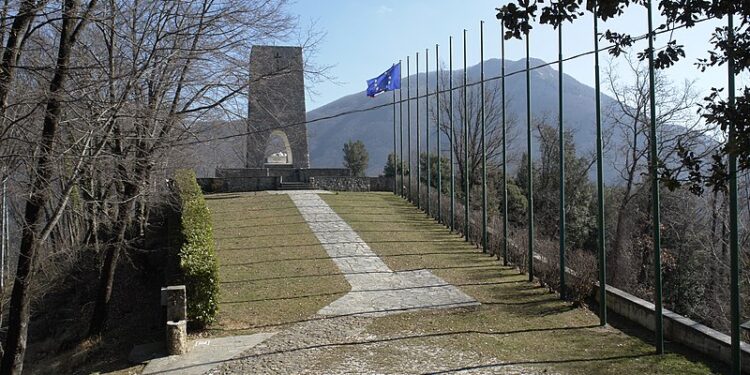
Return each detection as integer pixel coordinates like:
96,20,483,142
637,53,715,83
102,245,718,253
87,208,129,335
610,203,628,284
0,0,45,111
1,1,87,372
88,158,147,335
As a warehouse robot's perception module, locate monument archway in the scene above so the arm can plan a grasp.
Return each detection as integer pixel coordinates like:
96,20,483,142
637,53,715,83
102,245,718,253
264,130,293,165
245,45,310,169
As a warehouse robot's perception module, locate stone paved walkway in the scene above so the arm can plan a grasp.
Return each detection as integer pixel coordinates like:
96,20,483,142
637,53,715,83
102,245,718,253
287,191,478,316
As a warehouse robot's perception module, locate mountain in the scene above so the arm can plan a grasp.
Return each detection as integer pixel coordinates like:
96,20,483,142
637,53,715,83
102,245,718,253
307,58,618,177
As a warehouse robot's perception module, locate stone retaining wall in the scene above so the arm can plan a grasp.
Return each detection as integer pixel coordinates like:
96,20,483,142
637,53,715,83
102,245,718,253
216,167,351,180
311,176,369,192
529,244,750,372
593,284,750,373
369,176,394,192
201,175,396,193
197,177,277,193
217,168,294,178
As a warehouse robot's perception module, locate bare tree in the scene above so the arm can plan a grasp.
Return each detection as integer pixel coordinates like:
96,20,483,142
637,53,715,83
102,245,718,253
432,69,519,196
84,0,300,335
0,0,314,371
604,54,710,289
1,1,98,373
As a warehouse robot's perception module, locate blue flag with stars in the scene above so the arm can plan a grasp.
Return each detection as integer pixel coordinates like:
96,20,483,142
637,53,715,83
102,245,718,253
366,63,401,97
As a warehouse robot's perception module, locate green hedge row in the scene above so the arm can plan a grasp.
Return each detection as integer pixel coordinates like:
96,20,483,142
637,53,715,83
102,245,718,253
174,169,219,327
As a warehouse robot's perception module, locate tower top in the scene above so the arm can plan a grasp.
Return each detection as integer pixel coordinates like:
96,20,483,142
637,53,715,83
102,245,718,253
246,45,309,169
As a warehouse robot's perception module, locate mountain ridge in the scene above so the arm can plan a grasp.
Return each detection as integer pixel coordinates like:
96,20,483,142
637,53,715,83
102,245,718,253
307,58,618,177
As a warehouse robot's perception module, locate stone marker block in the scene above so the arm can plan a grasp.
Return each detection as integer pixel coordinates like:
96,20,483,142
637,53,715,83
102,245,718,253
166,320,188,355
162,285,187,322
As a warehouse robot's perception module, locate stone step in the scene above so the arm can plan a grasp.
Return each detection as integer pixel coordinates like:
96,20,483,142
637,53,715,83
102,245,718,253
278,182,313,190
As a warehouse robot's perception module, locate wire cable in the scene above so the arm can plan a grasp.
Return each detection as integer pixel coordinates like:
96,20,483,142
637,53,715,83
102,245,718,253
168,16,716,148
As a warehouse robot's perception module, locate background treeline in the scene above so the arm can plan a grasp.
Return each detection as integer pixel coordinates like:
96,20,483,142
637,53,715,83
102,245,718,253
0,1,309,373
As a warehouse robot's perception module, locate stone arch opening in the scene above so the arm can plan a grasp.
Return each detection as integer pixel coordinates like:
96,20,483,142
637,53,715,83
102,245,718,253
264,130,293,165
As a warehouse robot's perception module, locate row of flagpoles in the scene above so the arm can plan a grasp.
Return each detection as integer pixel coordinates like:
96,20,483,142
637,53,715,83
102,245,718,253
365,1,742,373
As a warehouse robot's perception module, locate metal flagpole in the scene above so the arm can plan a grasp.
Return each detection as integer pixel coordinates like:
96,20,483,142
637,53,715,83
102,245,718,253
594,1,607,325
559,18,567,300
393,90,397,195
449,36,455,232
727,11,741,375
407,56,412,201
646,0,664,353
526,28,534,281
436,44,442,223
426,48,431,217
481,21,488,254
501,21,508,265
416,52,421,210
463,29,470,242
400,60,404,198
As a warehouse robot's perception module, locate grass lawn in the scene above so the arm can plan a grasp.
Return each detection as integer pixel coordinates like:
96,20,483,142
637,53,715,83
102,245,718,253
320,192,725,375
204,192,350,335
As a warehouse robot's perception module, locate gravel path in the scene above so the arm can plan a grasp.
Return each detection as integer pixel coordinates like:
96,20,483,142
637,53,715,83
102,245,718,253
210,312,544,374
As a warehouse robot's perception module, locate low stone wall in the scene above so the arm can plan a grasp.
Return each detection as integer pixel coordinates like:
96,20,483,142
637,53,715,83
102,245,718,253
300,168,351,179
369,176,394,192
216,167,296,179
216,167,351,181
498,236,750,372
197,177,277,193
594,284,750,372
203,168,356,193
311,176,370,192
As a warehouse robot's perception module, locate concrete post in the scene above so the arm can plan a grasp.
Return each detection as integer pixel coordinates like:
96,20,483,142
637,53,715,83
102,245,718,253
166,320,188,355
162,285,187,322
161,285,188,355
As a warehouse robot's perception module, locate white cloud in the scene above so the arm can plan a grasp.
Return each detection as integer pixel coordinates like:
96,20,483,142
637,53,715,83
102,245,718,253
377,5,393,14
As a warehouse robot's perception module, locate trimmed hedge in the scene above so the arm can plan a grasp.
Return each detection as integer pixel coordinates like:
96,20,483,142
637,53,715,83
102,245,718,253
174,169,219,327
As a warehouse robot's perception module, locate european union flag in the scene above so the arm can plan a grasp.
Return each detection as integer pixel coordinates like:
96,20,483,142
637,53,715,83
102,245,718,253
366,63,401,97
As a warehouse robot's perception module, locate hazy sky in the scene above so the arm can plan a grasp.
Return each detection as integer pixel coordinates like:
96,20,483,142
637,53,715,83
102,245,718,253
286,1,740,111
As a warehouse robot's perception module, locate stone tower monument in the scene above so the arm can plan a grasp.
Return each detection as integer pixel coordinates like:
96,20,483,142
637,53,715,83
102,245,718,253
246,45,310,169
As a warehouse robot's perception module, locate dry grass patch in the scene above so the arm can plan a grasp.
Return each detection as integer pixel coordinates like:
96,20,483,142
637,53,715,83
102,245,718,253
319,192,724,375
205,192,350,335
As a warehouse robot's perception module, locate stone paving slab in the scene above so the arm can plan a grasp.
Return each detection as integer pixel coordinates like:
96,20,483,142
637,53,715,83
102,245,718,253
286,192,479,316
141,333,275,375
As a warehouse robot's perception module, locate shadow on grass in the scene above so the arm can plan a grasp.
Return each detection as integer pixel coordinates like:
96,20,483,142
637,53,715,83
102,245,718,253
213,221,309,229
216,229,458,240
215,213,313,221
214,220,442,231
593,308,731,374
214,212,312,223
216,239,468,252
422,353,658,375
220,279,535,304
205,194,289,202
208,206,299,213
220,265,508,284
220,252,517,266
220,290,348,304
204,194,249,200
208,301,484,333
216,243,323,252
